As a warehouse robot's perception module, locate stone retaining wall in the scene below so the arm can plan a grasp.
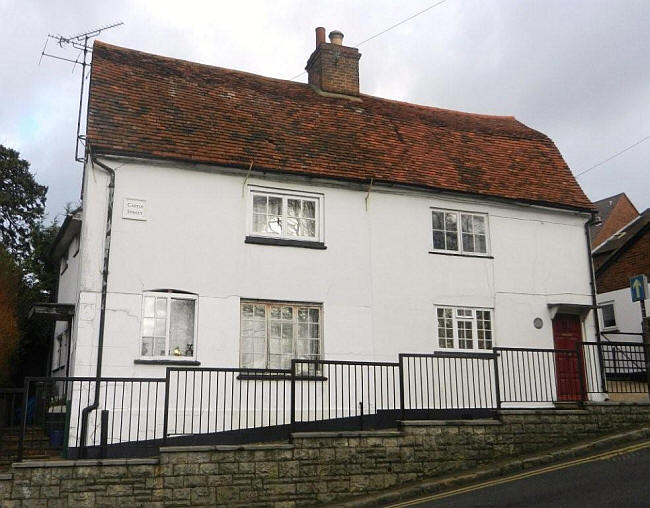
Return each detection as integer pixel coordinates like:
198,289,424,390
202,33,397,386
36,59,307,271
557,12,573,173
1,402,649,507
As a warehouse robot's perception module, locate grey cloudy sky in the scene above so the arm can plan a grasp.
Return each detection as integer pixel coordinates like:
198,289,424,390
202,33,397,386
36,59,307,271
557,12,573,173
1,0,648,221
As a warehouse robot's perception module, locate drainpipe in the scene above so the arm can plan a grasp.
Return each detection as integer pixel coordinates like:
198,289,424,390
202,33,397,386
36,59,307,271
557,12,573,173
585,213,606,393
79,152,116,457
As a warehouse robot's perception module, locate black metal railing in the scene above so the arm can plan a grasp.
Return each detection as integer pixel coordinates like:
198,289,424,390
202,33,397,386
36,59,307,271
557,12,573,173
495,347,585,404
17,377,166,461
291,359,401,431
164,368,292,445
399,352,499,416
0,387,25,464
582,341,648,394
7,341,648,463
0,388,24,429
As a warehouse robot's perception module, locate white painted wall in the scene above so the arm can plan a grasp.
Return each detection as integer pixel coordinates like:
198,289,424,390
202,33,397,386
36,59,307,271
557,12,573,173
597,287,645,341
51,235,81,377
69,157,595,381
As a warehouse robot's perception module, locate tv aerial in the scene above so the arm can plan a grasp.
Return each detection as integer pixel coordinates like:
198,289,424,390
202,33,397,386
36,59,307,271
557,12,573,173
39,22,124,162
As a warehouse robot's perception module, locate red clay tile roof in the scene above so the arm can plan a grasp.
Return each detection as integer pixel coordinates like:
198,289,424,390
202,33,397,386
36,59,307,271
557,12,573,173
87,41,594,212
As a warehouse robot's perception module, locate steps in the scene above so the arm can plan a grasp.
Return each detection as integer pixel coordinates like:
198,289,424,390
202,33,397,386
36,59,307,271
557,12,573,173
0,426,64,469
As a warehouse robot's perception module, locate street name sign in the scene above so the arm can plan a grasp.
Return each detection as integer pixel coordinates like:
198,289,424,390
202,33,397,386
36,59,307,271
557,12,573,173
630,274,648,302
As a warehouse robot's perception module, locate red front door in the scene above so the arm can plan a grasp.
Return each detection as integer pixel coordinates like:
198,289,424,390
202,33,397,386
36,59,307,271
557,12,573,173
552,313,585,401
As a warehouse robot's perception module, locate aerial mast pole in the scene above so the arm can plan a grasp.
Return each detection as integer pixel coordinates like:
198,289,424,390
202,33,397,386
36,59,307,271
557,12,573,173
39,22,124,162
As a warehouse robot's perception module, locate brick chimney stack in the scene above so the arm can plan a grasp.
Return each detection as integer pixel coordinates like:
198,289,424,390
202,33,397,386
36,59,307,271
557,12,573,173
305,27,361,97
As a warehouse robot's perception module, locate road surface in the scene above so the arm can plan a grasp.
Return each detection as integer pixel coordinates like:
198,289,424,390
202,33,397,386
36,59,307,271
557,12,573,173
389,441,650,508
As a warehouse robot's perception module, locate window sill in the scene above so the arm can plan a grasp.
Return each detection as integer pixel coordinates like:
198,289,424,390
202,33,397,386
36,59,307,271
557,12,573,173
429,251,493,259
134,359,201,366
245,236,326,250
433,350,496,359
237,374,328,381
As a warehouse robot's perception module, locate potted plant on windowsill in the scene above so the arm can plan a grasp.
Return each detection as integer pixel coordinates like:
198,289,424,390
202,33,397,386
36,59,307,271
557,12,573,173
172,344,194,357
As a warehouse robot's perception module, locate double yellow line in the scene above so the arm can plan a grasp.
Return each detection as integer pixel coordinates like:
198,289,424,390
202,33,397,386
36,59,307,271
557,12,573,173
388,440,650,507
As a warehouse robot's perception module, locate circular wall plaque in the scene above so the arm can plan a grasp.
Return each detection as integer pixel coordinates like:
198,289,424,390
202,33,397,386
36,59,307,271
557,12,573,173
533,317,543,329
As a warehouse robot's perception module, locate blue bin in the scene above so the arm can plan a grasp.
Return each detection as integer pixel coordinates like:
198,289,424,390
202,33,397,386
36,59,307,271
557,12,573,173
49,430,64,448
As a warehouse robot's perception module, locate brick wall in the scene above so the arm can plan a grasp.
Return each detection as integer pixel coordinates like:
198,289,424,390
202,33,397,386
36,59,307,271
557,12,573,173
306,43,361,96
1,403,649,507
596,230,650,293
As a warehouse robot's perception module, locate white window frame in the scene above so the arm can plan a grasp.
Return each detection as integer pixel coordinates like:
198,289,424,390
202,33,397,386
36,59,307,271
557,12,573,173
247,186,324,242
435,305,495,351
240,300,323,370
600,302,617,331
431,208,490,256
139,291,198,360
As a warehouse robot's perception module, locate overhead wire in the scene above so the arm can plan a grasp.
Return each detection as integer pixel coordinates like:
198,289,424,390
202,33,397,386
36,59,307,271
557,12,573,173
288,0,449,81
575,134,650,178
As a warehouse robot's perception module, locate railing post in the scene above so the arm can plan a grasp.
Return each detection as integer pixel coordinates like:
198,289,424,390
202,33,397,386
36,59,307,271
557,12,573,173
493,351,502,410
359,402,364,430
398,354,405,421
162,368,171,446
290,359,296,434
99,410,109,458
63,398,72,459
17,379,29,463
596,337,608,393
576,343,587,407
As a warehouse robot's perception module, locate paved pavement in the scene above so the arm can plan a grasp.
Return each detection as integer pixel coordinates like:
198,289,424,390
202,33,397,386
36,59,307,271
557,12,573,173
388,441,650,508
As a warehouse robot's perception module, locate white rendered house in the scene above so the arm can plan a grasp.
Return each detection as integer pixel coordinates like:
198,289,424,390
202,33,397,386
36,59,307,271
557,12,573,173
46,31,602,442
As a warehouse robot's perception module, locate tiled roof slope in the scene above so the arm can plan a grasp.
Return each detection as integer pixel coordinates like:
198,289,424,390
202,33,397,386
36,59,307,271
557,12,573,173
87,42,594,212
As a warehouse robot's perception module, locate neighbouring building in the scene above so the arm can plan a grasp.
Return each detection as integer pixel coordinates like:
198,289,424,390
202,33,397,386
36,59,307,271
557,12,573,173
593,204,649,340
589,193,639,249
45,29,601,446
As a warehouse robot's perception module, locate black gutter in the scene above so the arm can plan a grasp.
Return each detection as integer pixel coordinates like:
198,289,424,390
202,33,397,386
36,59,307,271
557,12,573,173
79,152,116,457
585,213,606,392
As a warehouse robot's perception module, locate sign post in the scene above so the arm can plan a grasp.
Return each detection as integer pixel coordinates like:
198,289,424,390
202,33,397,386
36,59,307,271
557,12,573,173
630,275,650,398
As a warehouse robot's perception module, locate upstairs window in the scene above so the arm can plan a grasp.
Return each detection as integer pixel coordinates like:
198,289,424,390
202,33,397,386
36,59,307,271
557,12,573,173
436,306,493,350
140,292,197,358
431,209,489,255
600,303,617,330
240,301,322,370
249,188,322,242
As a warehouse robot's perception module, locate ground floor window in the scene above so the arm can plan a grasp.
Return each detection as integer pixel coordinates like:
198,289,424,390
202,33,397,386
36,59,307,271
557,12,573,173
240,301,322,370
600,302,617,330
436,306,493,350
140,292,197,358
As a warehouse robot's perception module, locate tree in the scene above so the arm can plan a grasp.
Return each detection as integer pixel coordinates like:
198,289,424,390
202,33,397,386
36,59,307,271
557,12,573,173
0,145,59,382
0,247,21,385
12,221,59,382
0,145,47,263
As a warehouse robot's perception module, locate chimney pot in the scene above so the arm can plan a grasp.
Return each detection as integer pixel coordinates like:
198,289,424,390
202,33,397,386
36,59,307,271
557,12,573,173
329,30,344,45
315,27,326,47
